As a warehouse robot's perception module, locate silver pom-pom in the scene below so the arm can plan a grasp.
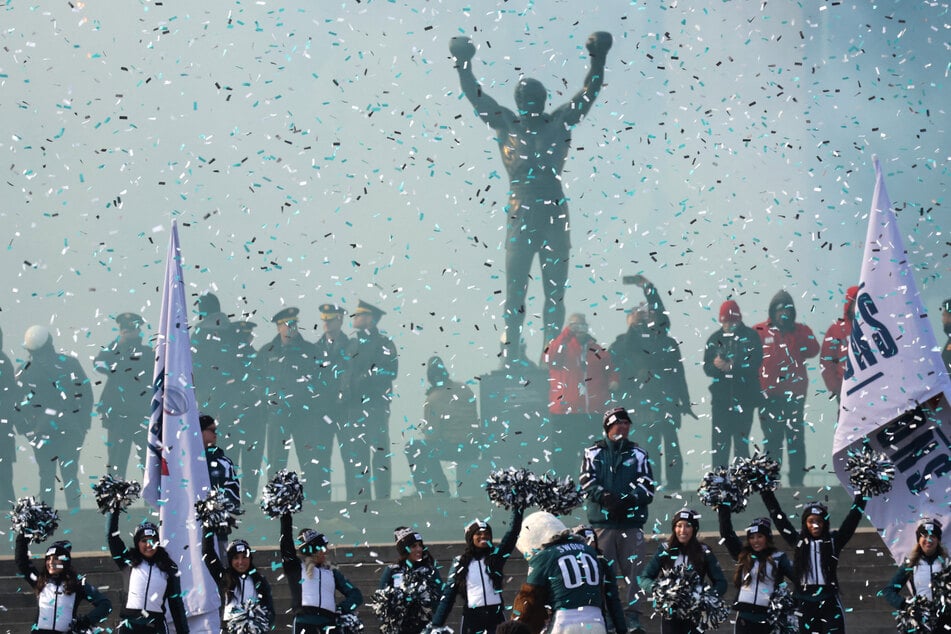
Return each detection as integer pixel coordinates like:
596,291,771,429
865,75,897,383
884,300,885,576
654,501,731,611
485,467,539,511
9,497,59,544
648,565,728,630
536,475,585,517
697,467,747,512
336,612,365,634
844,444,894,498
92,474,142,515
729,452,781,494
195,487,241,532
225,600,271,634
427,628,454,634
370,568,442,634
932,565,951,620
260,469,304,517
896,595,933,633
767,583,798,634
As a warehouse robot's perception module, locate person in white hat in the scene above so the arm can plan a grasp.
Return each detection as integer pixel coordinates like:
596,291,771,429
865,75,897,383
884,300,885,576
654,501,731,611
15,325,93,510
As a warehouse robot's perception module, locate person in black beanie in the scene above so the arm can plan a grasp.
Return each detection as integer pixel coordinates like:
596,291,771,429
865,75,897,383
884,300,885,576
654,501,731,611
941,298,951,374
430,507,524,633
881,518,949,631
378,527,443,634
202,535,275,631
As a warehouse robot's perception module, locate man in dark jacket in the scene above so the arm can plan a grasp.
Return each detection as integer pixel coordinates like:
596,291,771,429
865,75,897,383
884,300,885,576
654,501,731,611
702,300,762,466
345,300,398,500
579,407,654,633
312,303,350,501
94,312,151,478
257,307,321,487
609,275,691,490
754,290,819,487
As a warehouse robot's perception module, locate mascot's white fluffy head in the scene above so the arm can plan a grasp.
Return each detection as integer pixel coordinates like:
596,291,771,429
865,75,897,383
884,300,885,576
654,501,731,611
23,325,51,351
516,511,568,560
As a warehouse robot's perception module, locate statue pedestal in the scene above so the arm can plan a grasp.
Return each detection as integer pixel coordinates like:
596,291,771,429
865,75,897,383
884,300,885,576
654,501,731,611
478,364,600,479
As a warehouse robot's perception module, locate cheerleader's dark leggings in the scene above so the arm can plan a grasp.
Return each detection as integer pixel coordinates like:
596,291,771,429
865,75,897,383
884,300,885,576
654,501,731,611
459,604,505,634
798,597,845,634
734,616,772,634
662,616,700,634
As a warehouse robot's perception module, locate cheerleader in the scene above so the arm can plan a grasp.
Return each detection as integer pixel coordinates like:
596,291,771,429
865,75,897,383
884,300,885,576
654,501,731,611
761,489,866,633
15,533,112,633
280,512,363,633
107,510,189,633
430,507,524,634
377,527,443,633
202,533,275,631
880,518,949,630
717,507,794,633
639,509,727,634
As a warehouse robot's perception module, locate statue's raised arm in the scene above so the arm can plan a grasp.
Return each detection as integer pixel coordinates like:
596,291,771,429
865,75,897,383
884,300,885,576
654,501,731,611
553,31,613,127
449,36,515,130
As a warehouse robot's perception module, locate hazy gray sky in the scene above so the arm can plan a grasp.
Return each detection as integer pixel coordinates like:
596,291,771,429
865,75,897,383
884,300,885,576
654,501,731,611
1,0,947,504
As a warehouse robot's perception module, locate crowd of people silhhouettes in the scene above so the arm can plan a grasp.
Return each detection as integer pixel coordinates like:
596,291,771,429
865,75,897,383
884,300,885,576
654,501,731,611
2,287,950,634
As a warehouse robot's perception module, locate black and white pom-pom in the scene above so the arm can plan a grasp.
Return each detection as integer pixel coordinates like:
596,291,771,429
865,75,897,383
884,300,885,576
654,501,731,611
10,497,60,544
260,469,304,517
67,616,95,634
649,565,702,621
536,475,586,517
335,612,364,634
225,600,272,634
844,444,895,498
931,565,951,619
370,586,410,634
195,487,240,532
896,595,933,633
766,583,798,634
427,629,454,634
697,467,746,512
92,474,142,515
485,467,539,511
694,586,730,631
729,452,781,494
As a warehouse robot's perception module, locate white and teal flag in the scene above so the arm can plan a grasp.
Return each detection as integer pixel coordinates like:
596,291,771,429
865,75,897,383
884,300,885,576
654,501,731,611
833,157,951,565
143,221,221,628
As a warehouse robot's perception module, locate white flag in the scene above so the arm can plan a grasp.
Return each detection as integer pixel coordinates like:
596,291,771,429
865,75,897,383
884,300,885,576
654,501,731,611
833,157,951,565
143,221,221,620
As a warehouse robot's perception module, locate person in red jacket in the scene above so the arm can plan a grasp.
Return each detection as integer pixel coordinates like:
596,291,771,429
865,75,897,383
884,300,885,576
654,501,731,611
754,290,819,487
545,313,615,414
819,286,859,404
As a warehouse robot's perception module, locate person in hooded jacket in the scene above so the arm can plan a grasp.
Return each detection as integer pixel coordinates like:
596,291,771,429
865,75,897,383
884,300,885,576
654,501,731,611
404,355,481,497
15,325,93,511
639,509,727,634
717,508,795,634
580,407,654,633
545,313,615,414
880,518,950,630
16,533,112,633
761,488,867,633
378,527,444,634
609,276,692,490
202,533,275,631
510,512,627,634
703,300,763,466
819,286,859,404
107,511,189,634
940,298,951,374
280,512,363,633
753,291,819,487
430,507,524,634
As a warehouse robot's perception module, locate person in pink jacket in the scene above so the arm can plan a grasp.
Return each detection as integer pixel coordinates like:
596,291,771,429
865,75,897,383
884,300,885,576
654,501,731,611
754,290,819,487
545,313,615,414
819,286,859,404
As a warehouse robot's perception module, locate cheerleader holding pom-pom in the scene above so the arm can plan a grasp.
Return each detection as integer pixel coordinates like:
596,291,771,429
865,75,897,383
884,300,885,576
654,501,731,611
880,518,950,632
13,497,113,633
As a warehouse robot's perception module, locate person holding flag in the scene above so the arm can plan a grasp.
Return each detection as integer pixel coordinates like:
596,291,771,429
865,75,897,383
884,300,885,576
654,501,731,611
143,221,222,633
832,157,951,571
